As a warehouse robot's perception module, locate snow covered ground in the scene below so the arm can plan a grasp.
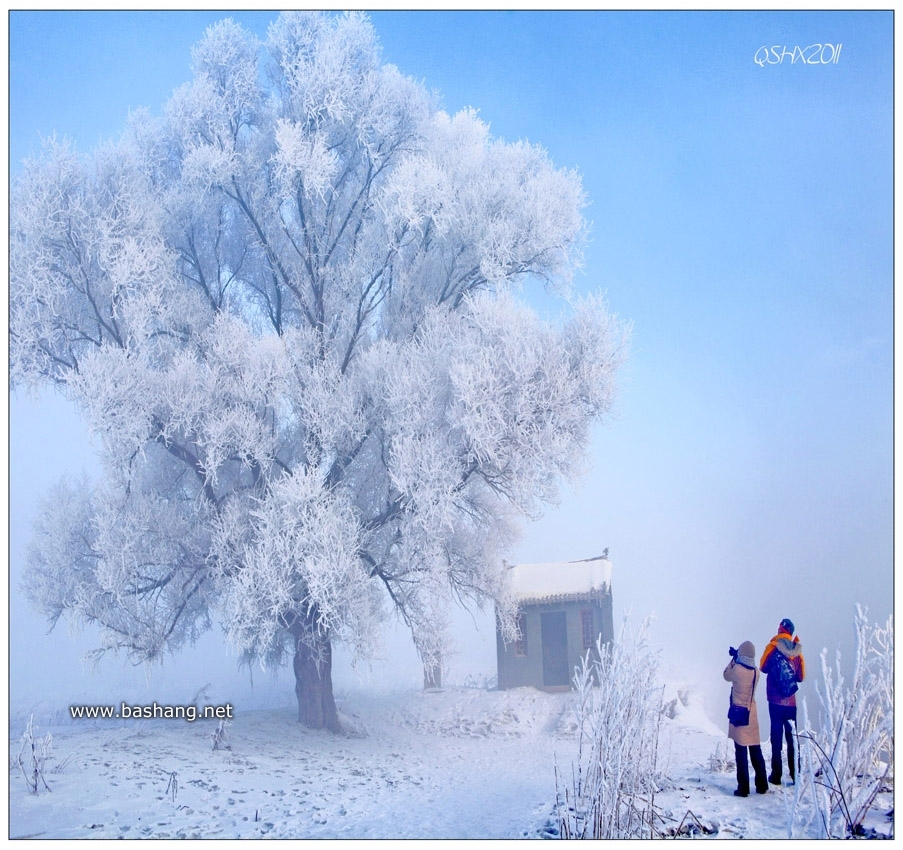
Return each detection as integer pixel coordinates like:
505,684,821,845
8,683,893,840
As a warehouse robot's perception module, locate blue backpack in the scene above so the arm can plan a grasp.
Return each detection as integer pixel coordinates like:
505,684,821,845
767,649,799,698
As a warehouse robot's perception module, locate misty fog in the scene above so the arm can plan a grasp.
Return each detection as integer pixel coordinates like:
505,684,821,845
9,11,892,733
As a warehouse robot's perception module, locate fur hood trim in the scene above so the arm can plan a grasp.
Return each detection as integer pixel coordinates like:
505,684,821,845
776,635,803,658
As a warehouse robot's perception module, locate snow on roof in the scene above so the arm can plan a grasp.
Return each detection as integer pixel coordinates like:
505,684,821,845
507,555,612,605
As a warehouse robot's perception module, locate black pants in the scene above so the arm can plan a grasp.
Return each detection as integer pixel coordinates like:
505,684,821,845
768,702,797,782
735,742,768,795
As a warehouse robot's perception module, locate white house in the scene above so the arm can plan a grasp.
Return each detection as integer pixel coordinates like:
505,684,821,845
496,554,614,691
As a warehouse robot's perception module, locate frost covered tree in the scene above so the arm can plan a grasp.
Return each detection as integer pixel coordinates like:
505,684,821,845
789,608,893,838
12,12,628,730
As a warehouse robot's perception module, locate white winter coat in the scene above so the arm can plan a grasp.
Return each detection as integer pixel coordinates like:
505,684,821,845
723,661,762,747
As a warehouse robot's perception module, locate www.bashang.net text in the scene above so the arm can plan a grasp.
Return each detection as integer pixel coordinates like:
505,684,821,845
69,702,233,722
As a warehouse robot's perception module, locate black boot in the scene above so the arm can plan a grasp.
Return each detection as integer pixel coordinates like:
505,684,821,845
751,745,769,794
786,729,796,784
734,743,750,797
769,749,782,784
768,704,784,784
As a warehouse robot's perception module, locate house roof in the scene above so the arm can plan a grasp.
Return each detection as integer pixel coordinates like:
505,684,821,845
507,555,612,605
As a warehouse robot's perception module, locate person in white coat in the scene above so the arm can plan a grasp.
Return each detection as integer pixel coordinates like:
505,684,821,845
724,640,768,797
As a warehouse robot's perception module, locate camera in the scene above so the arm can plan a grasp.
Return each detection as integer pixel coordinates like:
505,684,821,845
728,646,739,659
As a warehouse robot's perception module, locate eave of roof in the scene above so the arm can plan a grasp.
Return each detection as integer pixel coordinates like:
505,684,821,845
507,555,612,604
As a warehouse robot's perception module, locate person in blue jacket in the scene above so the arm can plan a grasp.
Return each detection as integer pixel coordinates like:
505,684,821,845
760,618,806,785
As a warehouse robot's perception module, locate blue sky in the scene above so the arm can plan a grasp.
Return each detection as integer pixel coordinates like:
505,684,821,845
8,11,893,714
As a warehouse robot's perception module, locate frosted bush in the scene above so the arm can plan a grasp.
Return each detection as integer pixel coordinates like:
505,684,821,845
708,737,736,773
787,606,893,838
16,715,53,795
556,616,664,839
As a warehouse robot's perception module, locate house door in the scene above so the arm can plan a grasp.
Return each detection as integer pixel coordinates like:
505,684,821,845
541,611,569,687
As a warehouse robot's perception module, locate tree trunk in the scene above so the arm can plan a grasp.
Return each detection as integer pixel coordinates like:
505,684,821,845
291,622,341,732
423,654,442,690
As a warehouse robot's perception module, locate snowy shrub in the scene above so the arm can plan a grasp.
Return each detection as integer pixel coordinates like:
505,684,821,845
788,606,893,838
16,714,53,795
462,673,498,691
555,616,665,839
165,771,179,803
211,719,231,751
707,738,736,774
